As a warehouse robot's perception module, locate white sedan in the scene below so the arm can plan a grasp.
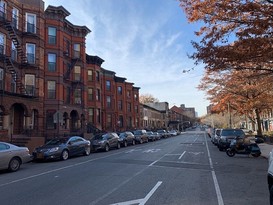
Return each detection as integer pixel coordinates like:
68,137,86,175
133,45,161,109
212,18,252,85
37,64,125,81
0,142,32,172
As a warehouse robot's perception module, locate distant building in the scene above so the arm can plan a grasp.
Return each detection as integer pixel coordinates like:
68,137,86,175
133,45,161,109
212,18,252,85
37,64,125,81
145,102,169,128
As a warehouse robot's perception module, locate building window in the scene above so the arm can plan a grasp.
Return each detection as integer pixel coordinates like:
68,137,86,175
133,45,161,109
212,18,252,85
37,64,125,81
106,114,112,128
96,71,100,82
118,116,123,128
88,108,94,124
127,103,131,112
26,13,36,33
10,72,16,93
106,96,111,108
73,43,80,58
11,42,17,61
106,80,111,91
48,53,56,71
127,91,131,98
88,70,93,81
0,68,3,90
74,88,81,104
12,7,18,29
118,100,122,111
0,33,5,55
96,108,101,123
135,105,138,113
48,27,56,44
0,1,6,20
134,93,138,101
118,86,122,95
74,66,81,81
88,88,93,101
47,81,56,99
25,74,35,96
26,43,35,64
96,89,100,101
64,40,70,56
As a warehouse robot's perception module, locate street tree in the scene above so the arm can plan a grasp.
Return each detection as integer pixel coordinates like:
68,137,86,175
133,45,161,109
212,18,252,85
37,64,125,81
139,94,159,104
198,69,273,135
179,0,273,74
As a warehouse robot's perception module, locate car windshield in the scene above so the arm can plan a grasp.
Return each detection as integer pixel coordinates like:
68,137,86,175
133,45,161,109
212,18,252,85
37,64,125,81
221,129,244,136
46,138,68,145
133,130,142,135
119,133,126,138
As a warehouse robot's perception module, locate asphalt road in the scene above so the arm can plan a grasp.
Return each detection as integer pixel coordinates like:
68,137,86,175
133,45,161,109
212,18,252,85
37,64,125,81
0,130,269,205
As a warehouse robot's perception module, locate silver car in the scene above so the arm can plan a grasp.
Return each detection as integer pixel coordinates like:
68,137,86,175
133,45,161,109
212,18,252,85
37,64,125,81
0,142,32,172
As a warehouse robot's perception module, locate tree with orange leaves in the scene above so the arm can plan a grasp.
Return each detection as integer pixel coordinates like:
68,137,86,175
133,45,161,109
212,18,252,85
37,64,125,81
198,69,273,135
179,0,273,74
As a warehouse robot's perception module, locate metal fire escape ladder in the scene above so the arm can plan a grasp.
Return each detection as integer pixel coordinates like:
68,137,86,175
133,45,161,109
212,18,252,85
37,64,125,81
4,21,28,95
64,58,79,80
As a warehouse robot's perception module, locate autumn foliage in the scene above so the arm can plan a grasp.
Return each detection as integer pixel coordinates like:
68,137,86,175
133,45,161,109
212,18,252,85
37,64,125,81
179,0,273,135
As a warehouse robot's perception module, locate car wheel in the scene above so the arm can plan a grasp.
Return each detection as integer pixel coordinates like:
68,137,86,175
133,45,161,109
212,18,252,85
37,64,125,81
61,150,69,160
139,139,143,144
132,140,135,145
226,149,235,157
117,142,121,149
105,144,110,152
251,153,260,157
124,141,128,147
84,147,91,156
8,157,21,172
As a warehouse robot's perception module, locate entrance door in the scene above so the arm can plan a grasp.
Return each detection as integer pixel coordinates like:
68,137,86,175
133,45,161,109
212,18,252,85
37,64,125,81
12,104,24,134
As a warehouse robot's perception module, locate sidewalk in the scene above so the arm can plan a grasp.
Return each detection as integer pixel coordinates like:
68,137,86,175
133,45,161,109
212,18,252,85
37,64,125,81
259,143,273,159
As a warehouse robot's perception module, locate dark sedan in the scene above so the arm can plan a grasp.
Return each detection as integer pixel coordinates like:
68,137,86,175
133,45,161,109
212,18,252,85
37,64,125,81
118,131,136,147
91,132,120,152
32,136,91,161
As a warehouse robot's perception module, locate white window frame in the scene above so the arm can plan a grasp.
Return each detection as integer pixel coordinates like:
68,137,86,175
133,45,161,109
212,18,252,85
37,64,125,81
0,32,5,54
25,74,35,96
26,43,35,64
0,1,6,19
12,7,19,29
26,13,36,33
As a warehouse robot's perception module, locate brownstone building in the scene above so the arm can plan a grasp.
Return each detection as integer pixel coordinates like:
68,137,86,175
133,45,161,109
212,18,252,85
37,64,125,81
0,0,45,148
0,0,141,151
44,5,90,139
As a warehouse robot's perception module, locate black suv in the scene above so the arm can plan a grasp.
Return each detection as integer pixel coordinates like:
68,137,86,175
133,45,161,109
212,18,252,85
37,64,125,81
218,129,245,151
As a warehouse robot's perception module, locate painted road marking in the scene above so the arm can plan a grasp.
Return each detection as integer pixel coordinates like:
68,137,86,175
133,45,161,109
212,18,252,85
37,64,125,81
188,152,204,155
143,149,161,153
204,133,224,205
110,181,162,205
178,151,186,159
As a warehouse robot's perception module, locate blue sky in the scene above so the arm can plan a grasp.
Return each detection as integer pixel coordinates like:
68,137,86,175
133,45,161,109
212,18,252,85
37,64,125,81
44,0,209,116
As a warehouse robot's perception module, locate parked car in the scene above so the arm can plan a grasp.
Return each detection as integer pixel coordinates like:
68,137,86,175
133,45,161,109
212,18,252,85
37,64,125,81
118,131,136,147
33,136,91,161
133,130,149,144
268,148,273,205
211,128,221,145
0,142,32,172
218,129,245,151
91,132,120,152
169,130,178,136
153,132,162,140
146,131,156,141
157,129,170,138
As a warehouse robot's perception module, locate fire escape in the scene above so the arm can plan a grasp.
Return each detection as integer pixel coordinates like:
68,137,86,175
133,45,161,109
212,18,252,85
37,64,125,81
0,11,32,96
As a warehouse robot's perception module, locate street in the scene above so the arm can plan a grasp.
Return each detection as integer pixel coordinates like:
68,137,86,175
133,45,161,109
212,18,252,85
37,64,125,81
0,131,269,205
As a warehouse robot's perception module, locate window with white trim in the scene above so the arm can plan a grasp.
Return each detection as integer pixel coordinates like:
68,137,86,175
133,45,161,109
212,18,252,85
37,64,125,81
26,43,35,64
25,74,35,96
26,13,36,33
12,7,18,29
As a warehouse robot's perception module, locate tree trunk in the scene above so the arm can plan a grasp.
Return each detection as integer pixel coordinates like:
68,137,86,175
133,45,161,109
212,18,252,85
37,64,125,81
255,109,263,136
